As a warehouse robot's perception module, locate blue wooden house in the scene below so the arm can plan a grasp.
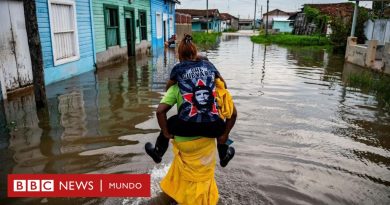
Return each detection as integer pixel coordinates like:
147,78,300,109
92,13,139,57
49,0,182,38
176,9,221,32
150,0,180,51
36,0,95,85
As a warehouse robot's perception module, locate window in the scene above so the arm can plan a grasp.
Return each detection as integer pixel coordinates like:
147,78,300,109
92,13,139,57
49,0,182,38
104,6,119,47
156,13,162,38
169,16,174,36
201,23,207,30
48,0,79,66
139,11,147,40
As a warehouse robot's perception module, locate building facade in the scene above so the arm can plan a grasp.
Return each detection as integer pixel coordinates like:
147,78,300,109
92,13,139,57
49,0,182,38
272,18,294,33
262,9,293,29
220,13,239,31
176,9,221,32
150,0,179,51
36,0,95,85
92,0,152,68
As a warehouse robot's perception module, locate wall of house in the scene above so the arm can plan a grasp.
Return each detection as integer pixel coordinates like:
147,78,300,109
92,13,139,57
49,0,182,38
93,0,151,67
231,18,239,30
211,19,220,32
221,21,227,31
36,0,95,85
263,14,290,28
273,21,293,33
151,0,176,51
192,23,202,31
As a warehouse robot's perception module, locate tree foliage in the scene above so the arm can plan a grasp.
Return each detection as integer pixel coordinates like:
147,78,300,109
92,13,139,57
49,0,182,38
329,6,369,46
303,6,330,34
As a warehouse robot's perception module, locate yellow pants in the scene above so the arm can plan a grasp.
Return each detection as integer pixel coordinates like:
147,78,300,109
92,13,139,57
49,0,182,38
160,138,218,205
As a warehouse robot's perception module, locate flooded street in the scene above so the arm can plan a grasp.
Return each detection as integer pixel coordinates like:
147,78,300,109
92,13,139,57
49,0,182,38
1,35,389,204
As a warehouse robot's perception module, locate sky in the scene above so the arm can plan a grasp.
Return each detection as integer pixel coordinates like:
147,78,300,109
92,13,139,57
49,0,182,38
176,0,373,19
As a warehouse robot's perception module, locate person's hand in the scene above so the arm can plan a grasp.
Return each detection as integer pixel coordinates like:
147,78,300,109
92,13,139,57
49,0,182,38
217,134,228,144
163,131,174,139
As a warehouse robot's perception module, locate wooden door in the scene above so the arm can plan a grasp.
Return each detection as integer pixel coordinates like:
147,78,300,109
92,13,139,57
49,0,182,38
125,10,135,57
0,0,33,95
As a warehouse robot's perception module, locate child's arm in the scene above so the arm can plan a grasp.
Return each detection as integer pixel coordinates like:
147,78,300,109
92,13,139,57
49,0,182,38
165,80,177,91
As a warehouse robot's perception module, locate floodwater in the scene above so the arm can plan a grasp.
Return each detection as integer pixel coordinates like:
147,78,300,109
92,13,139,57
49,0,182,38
1,35,389,205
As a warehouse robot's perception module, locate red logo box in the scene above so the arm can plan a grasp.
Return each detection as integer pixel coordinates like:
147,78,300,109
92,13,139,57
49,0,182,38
8,174,150,197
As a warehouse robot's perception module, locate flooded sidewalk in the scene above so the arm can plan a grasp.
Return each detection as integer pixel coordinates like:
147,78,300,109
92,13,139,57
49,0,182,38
1,36,389,205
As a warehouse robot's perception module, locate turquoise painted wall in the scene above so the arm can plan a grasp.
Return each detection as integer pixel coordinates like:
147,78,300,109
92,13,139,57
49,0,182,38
36,0,95,85
92,0,151,53
192,23,202,31
273,21,293,33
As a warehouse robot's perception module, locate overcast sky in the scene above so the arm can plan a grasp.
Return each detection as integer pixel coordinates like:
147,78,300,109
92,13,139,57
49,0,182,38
176,0,373,19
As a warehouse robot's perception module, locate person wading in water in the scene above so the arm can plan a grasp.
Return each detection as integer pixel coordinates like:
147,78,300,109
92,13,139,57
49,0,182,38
145,34,237,168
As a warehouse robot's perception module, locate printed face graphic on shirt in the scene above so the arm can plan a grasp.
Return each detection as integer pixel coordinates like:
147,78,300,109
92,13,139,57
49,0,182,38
194,89,210,105
182,79,219,117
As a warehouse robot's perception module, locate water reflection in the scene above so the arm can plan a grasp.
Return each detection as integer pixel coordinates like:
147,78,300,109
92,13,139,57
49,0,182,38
0,51,178,203
1,37,389,204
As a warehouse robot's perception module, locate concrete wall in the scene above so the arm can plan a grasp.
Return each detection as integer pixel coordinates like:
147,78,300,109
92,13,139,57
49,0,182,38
36,0,95,85
345,37,378,69
176,24,192,43
231,18,239,30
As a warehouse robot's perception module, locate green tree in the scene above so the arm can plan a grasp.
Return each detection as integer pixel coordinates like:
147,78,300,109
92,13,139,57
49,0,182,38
372,1,390,18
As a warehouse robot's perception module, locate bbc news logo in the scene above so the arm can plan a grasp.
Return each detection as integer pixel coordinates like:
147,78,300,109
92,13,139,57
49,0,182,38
8,174,150,197
14,180,54,192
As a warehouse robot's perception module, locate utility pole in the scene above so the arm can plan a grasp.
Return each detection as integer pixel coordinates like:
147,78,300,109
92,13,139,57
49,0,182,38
23,0,47,108
266,0,269,36
261,5,263,19
253,0,257,33
351,0,359,37
206,0,209,33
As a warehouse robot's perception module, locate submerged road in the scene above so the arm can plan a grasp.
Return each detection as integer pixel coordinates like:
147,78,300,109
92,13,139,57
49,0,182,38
1,36,389,205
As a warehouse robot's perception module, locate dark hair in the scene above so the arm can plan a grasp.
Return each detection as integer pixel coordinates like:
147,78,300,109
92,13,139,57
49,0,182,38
178,34,197,62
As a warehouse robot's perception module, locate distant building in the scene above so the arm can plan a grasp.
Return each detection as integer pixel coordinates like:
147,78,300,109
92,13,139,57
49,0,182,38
262,9,295,29
176,9,221,32
92,0,152,68
272,18,294,33
293,3,354,35
220,13,239,31
150,0,180,51
238,19,254,30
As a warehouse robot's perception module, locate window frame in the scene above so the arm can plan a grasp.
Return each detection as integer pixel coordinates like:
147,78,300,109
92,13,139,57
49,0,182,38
103,4,120,48
48,0,80,66
138,10,147,41
156,12,162,39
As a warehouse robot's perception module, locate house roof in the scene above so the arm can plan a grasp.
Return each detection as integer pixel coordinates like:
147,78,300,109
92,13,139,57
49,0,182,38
175,9,220,18
273,17,292,21
304,3,355,17
220,13,238,20
239,19,254,23
263,9,293,16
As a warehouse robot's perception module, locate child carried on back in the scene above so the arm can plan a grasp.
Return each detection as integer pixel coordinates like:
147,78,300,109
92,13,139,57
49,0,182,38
145,34,237,167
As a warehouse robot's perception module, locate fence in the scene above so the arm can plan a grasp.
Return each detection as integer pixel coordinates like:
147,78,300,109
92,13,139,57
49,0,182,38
364,19,390,45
